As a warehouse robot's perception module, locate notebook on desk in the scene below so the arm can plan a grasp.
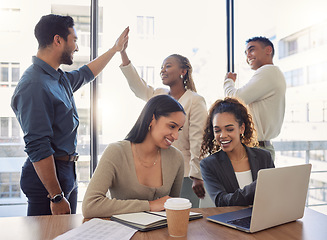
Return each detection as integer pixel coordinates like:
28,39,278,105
111,210,202,231
207,164,312,233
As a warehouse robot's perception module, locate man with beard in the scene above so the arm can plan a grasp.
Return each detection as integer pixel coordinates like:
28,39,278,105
11,14,129,216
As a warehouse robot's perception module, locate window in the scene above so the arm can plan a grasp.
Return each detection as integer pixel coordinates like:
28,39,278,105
311,22,327,48
0,118,9,138
309,150,327,162
0,62,20,87
1,0,326,217
308,62,327,84
136,66,155,85
284,103,307,123
235,0,327,215
323,102,327,122
52,4,93,213
0,63,9,84
279,19,327,59
137,16,154,39
0,8,20,32
0,117,20,141
0,172,20,198
12,63,20,83
11,118,21,140
284,68,304,87
310,178,327,205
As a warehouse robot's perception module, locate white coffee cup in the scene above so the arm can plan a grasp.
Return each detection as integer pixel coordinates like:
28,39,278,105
164,198,192,237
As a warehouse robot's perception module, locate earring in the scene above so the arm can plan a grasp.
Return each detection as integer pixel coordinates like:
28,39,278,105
212,139,220,153
148,125,151,131
240,133,244,142
183,79,188,90
180,74,184,79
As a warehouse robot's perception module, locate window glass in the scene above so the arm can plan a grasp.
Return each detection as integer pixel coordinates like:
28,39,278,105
235,0,327,214
11,118,20,140
98,0,226,151
137,16,144,37
146,66,155,85
0,62,20,87
12,63,20,83
0,172,20,198
308,61,327,84
1,63,9,83
0,7,20,32
0,118,9,137
0,0,92,216
4,0,326,217
52,2,92,215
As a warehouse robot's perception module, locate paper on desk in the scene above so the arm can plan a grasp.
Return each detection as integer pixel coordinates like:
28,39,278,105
54,218,137,240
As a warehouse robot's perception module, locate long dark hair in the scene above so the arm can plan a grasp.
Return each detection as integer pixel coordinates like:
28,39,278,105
125,95,185,143
200,97,258,158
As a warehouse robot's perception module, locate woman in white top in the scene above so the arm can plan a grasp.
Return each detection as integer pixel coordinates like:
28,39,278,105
200,97,274,206
120,43,207,207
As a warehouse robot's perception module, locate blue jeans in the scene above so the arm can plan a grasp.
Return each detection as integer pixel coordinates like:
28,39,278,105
20,158,78,216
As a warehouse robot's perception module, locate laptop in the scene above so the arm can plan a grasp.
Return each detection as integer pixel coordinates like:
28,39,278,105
207,164,312,233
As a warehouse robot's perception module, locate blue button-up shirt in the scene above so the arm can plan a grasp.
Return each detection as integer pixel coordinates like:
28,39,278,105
11,56,94,162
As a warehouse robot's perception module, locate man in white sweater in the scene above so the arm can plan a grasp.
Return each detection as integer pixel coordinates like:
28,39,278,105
224,36,286,160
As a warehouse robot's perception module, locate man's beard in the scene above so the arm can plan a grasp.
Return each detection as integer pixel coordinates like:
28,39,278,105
60,47,73,65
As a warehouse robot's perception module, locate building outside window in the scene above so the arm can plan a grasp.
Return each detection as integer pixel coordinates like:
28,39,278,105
0,172,20,198
235,0,327,214
284,68,304,87
0,118,9,138
137,16,154,39
0,7,20,32
136,66,155,85
0,62,20,88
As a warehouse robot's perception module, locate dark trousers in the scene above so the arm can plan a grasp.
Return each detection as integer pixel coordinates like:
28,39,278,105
180,177,200,208
20,158,78,216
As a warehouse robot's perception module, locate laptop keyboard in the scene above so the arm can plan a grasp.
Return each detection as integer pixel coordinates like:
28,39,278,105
227,216,251,228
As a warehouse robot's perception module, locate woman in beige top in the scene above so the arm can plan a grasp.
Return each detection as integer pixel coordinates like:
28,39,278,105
82,95,186,218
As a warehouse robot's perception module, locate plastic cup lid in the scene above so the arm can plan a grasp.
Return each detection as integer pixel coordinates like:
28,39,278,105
164,198,192,210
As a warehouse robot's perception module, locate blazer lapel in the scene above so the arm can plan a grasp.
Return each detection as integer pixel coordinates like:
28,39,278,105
218,150,240,190
246,146,259,181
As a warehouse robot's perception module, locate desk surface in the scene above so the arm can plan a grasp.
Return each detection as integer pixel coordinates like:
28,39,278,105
2,207,327,240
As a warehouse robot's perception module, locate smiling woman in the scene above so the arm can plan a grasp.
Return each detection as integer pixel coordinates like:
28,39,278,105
199,97,274,207
82,95,186,218
0,0,226,217
119,42,208,208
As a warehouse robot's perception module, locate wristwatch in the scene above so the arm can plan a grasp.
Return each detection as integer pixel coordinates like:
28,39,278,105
49,192,64,203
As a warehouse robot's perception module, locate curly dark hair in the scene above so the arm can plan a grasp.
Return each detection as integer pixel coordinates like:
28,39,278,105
200,97,258,158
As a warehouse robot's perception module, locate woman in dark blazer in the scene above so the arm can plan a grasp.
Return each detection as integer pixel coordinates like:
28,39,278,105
200,97,274,207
